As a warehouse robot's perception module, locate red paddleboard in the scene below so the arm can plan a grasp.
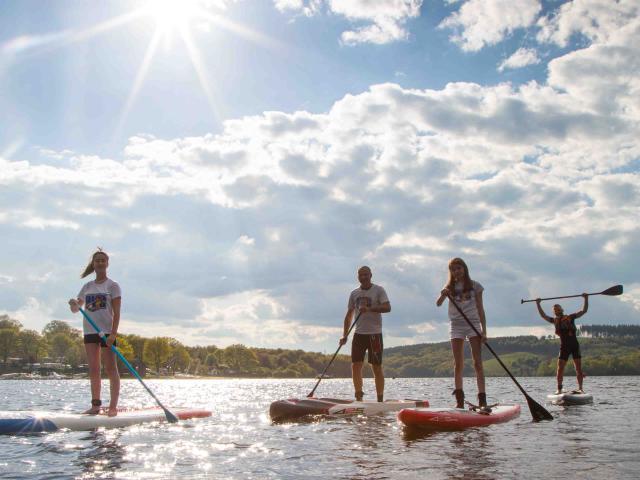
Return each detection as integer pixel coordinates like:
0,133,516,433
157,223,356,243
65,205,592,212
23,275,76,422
398,404,520,430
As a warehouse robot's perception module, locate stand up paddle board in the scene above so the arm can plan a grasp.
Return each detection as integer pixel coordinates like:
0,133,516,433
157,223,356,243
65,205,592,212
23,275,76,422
270,397,429,422
0,407,211,435
547,391,593,406
398,404,520,430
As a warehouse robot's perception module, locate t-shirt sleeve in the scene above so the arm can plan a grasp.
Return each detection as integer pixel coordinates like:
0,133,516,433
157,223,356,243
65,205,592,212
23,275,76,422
109,281,122,299
377,286,390,305
348,291,355,310
77,283,88,300
473,281,484,294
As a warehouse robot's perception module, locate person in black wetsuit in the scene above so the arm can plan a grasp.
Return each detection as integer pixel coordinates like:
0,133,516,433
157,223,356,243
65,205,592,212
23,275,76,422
535,294,588,394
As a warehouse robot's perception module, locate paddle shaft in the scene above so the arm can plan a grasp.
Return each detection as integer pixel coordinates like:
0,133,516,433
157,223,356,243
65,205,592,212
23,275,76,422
521,285,622,304
307,312,362,398
447,296,533,397
79,308,178,422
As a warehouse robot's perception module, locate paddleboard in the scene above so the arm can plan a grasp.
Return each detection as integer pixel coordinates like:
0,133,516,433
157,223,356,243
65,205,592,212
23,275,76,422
0,407,211,435
398,404,520,430
547,391,593,406
270,397,429,422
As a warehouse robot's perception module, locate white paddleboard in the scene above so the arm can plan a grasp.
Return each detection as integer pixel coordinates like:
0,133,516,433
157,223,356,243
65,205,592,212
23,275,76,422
547,391,593,406
0,407,211,434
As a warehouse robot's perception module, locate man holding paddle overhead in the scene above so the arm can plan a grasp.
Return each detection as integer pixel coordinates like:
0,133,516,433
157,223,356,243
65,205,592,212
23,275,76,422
535,294,588,394
339,266,390,403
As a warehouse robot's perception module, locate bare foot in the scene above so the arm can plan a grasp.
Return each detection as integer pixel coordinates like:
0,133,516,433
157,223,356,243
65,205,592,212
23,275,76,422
83,406,101,415
107,406,118,417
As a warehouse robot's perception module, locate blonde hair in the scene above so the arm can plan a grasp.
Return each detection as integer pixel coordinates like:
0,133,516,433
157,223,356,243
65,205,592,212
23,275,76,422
445,257,473,293
81,248,109,278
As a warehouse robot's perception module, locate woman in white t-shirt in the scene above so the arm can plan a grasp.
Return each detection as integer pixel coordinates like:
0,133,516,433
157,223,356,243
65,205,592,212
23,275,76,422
436,257,489,411
69,249,121,416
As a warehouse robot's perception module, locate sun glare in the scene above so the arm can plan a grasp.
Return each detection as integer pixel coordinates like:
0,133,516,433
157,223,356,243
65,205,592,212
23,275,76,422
148,0,198,34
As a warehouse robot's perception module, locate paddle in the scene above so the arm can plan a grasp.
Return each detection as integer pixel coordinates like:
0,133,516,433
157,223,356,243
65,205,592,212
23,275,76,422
79,307,179,423
521,284,623,304
307,312,362,398
447,295,553,422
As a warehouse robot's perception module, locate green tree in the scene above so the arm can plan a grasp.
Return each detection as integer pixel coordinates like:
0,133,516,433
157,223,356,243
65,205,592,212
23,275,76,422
169,346,191,373
0,328,18,363
49,333,76,362
113,336,135,374
222,344,259,374
143,337,171,375
18,329,47,363
125,334,146,362
42,320,81,339
0,315,22,330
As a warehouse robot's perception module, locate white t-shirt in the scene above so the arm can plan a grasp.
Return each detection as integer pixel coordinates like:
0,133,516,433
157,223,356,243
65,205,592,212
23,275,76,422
77,278,121,335
446,280,483,324
348,284,389,335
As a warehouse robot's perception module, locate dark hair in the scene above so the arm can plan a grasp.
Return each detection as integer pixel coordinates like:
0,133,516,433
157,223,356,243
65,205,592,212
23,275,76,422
445,257,473,293
81,249,109,278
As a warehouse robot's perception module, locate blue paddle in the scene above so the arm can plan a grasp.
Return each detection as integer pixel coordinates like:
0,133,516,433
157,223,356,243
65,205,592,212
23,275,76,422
79,307,179,423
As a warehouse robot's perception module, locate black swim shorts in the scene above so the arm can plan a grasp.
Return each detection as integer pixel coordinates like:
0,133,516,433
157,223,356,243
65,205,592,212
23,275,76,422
559,335,581,361
84,333,117,348
351,333,383,365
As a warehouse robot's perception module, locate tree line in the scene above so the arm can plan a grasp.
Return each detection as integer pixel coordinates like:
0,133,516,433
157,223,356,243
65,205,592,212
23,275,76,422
1,314,639,378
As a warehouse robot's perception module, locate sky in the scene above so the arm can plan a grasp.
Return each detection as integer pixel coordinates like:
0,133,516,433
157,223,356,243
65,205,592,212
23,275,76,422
1,0,639,352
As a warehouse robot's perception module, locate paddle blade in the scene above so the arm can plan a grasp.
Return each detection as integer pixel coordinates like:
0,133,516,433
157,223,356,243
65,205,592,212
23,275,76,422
164,408,179,423
526,395,553,422
601,284,623,296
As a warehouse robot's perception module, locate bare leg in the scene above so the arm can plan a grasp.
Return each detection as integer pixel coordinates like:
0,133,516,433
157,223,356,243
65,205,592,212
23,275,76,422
371,363,384,401
84,343,101,414
469,336,486,394
556,358,567,392
352,362,364,399
101,348,120,416
573,358,585,391
450,339,465,390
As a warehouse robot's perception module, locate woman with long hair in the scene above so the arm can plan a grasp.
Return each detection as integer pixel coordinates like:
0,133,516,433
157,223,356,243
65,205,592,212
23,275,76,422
69,249,121,416
436,258,489,411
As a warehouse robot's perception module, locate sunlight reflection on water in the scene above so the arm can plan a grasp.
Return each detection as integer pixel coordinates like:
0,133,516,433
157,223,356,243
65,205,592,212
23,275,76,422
0,377,638,479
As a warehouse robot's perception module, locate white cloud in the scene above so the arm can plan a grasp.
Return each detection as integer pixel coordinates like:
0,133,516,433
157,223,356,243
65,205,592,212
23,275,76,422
439,0,542,52
537,0,640,47
1,5,639,348
1,297,55,332
498,47,541,72
274,0,423,45
620,284,640,312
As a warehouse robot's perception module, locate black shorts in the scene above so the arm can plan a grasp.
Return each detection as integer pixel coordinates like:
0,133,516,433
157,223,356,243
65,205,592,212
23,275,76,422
351,333,383,365
559,336,581,361
84,334,117,348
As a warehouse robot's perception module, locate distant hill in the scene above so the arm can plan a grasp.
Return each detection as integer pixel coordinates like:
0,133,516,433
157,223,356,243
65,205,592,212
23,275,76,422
382,326,640,378
241,325,640,379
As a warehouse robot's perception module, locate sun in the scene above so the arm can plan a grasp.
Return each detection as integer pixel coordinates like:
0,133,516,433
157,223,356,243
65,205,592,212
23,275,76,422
146,0,200,35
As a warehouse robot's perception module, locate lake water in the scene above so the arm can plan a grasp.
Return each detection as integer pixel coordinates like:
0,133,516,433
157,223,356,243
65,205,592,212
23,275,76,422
0,376,638,479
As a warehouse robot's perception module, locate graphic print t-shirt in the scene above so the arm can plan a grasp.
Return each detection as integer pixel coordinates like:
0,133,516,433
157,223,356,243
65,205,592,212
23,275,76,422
447,280,483,324
348,284,389,335
77,279,121,334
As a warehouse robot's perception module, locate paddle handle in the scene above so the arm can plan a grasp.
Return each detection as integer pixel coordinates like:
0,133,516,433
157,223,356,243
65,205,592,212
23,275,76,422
307,312,362,398
78,308,178,422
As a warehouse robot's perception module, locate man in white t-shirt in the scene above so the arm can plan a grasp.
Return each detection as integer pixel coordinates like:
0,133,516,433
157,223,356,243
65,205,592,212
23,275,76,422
339,266,391,402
